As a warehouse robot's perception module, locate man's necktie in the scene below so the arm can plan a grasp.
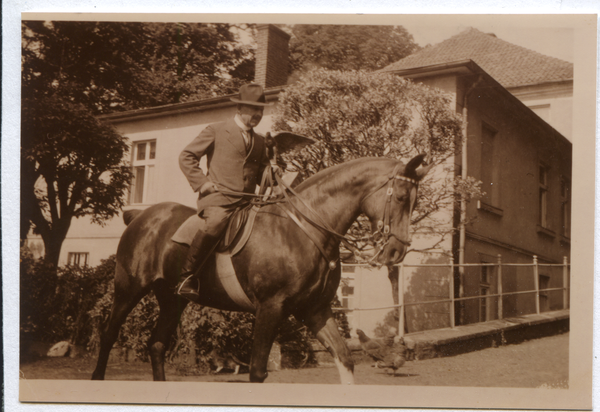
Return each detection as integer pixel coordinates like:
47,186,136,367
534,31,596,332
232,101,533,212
243,129,252,152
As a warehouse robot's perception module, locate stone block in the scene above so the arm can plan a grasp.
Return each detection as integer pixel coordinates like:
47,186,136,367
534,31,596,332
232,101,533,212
267,342,281,371
47,341,71,357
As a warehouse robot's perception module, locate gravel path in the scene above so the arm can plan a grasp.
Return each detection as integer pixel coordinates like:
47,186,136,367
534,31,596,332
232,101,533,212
20,332,568,388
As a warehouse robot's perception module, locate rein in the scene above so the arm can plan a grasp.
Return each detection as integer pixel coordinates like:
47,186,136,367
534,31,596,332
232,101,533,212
275,163,418,267
360,163,417,249
214,162,418,267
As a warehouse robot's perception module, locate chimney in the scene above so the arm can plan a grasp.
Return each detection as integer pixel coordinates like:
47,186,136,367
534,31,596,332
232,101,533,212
255,24,291,88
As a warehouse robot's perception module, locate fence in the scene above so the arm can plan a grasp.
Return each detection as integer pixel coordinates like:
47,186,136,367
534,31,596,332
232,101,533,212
335,255,570,337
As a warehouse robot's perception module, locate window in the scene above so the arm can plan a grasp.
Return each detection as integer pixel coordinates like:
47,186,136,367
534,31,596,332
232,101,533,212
538,164,549,228
338,276,355,330
479,287,489,322
528,104,551,123
68,252,89,267
560,177,571,237
480,123,499,207
539,274,550,312
479,262,494,322
129,141,157,204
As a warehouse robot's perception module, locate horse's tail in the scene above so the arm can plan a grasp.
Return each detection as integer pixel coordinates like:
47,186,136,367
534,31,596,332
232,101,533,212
230,354,250,367
123,209,143,226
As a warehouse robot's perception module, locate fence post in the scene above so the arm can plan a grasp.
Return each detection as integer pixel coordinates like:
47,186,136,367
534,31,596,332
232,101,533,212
533,255,540,314
449,256,455,328
399,263,405,338
497,254,503,320
563,256,569,309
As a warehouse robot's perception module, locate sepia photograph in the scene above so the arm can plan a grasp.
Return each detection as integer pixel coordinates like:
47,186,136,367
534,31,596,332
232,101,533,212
8,11,596,411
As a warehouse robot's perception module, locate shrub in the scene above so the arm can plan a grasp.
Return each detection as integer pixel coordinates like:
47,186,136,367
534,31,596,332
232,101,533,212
21,247,352,371
87,280,160,361
20,249,115,346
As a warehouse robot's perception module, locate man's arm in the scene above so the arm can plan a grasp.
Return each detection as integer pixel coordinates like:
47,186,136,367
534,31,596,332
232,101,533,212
179,125,216,193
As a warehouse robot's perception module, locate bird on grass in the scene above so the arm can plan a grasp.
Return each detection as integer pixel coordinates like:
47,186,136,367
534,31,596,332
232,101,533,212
356,329,407,377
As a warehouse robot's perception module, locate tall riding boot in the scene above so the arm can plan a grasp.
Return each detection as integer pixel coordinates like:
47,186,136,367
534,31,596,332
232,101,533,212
176,231,220,303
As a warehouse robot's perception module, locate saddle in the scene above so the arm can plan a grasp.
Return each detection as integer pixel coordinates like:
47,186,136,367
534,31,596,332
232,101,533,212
171,204,260,256
171,205,260,311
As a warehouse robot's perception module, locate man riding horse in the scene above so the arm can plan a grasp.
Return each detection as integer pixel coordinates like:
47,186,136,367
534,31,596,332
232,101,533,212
176,83,281,302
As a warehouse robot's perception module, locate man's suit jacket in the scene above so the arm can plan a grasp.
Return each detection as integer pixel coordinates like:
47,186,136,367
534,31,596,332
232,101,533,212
179,118,270,214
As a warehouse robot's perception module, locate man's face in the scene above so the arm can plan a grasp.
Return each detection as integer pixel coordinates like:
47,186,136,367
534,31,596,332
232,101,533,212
238,105,264,128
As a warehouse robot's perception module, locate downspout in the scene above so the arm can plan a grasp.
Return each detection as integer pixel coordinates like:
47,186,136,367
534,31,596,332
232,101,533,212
457,75,483,325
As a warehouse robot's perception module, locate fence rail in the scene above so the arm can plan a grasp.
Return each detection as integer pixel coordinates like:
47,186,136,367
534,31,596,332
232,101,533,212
333,255,570,337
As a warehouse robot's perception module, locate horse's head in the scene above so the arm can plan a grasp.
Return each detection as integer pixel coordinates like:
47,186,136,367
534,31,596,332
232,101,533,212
361,154,432,267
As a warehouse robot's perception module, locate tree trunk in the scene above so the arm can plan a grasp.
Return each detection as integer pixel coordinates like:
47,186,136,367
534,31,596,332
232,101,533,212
43,235,63,267
42,223,70,268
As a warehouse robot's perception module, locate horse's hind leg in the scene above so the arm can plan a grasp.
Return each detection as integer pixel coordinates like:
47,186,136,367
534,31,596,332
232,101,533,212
92,266,148,380
148,281,188,381
300,307,355,385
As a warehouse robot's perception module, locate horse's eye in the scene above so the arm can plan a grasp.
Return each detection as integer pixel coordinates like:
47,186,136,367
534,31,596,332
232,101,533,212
396,194,408,203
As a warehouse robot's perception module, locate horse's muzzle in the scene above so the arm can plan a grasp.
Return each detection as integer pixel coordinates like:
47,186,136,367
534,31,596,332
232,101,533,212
378,238,409,267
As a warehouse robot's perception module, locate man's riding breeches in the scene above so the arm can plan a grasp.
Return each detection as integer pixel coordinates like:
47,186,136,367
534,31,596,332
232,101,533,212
200,206,236,237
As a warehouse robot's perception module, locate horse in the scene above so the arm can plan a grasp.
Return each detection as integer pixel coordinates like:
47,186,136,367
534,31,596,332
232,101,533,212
91,154,431,384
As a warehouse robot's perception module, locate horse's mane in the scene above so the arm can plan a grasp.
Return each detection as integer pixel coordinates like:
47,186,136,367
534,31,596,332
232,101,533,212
294,157,401,194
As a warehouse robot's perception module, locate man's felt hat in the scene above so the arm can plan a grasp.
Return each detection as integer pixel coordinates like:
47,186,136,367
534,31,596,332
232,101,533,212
230,83,272,107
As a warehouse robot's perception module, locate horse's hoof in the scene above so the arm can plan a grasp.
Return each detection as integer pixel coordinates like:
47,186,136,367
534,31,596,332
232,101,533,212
249,371,268,383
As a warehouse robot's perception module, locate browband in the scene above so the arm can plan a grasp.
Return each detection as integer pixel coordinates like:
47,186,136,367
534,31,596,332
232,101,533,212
394,175,418,185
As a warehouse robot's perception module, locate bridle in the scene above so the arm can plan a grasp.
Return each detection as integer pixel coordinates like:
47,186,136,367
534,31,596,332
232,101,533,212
274,162,419,268
357,163,419,265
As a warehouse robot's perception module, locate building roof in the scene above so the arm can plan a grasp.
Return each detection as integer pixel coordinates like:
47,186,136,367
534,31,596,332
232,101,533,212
381,28,573,89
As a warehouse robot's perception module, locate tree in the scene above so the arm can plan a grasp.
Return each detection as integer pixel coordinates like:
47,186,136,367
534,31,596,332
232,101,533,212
22,21,254,114
272,69,482,258
129,23,255,109
21,20,255,263
288,25,420,75
21,95,131,266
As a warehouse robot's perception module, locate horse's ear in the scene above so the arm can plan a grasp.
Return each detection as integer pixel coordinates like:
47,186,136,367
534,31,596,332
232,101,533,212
405,153,433,181
416,163,434,181
405,153,426,173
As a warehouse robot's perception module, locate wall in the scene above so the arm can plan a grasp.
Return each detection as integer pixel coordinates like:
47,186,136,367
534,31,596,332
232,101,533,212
464,83,571,262
508,81,573,142
458,80,571,324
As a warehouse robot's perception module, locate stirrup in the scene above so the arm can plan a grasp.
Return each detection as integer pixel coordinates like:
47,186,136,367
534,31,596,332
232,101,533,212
176,273,200,302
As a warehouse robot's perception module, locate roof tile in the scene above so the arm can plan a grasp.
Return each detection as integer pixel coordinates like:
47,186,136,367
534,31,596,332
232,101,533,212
382,28,573,88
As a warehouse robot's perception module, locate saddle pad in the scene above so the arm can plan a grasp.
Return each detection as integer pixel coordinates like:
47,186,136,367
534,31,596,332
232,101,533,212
215,252,255,311
171,207,259,257
171,214,205,245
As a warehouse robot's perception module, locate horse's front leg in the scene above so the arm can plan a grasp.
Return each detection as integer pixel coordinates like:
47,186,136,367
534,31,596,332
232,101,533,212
249,300,285,383
301,306,355,385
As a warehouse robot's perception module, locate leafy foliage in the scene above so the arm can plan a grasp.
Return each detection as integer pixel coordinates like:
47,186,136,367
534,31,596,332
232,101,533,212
21,20,254,264
404,255,452,333
20,251,115,346
373,310,400,338
21,250,351,369
288,25,420,75
22,21,254,114
273,69,483,256
21,95,132,265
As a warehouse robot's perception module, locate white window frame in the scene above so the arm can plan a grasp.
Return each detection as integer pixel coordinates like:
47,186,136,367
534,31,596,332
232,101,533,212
539,163,549,228
129,140,157,205
68,252,89,267
480,122,500,208
560,177,571,238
